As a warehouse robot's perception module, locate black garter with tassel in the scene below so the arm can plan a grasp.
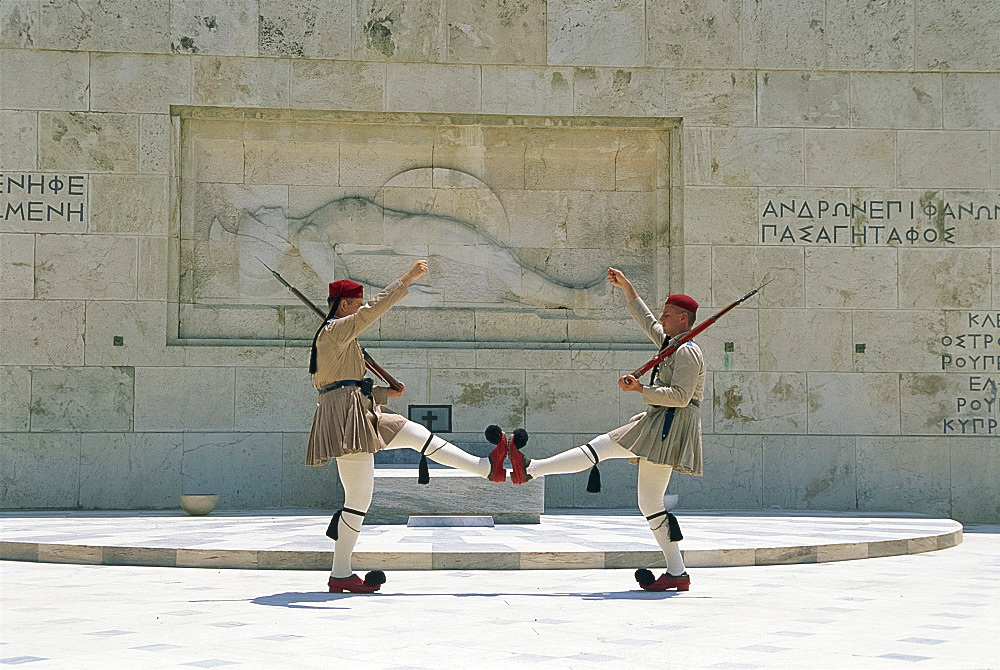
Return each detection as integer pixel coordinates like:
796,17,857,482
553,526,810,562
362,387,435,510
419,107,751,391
646,510,684,542
417,433,434,485
584,443,601,493
326,507,366,540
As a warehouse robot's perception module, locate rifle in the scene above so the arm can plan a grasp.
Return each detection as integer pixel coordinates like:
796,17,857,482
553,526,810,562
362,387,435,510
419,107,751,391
631,278,773,380
257,258,404,391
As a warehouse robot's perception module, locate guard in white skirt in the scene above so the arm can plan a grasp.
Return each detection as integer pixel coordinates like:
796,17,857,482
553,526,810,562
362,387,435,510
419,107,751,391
502,267,705,592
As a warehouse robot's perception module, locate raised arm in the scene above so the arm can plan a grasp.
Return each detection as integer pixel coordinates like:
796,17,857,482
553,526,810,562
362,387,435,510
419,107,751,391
322,260,428,344
609,267,665,347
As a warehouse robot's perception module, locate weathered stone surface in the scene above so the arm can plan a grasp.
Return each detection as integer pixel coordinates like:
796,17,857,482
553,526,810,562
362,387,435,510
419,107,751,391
280,432,343,507
898,248,993,309
852,310,947,373
525,145,616,191
573,67,665,116
290,60,385,111
181,432,282,508
39,112,138,173
682,127,712,185
482,66,574,116
943,74,1000,130
897,131,991,188
90,175,169,234
993,132,1000,188
170,0,258,56
805,130,895,187
138,237,168,300
353,0,443,62
683,187,757,244
134,367,235,430
90,53,190,114
0,366,31,431
235,368,316,432
663,69,755,127
0,300,84,366
38,0,170,52
30,366,134,431
448,0,546,64
0,0,38,48
758,72,849,128
178,303,283,340
713,372,807,434
899,373,992,435
526,370,621,433
0,233,33,299
851,73,943,129
646,0,740,68
380,308,476,341
763,436,857,511
259,0,351,58
547,0,643,67
84,301,184,367
193,56,289,107
857,437,950,516
35,234,137,300
139,114,171,174
950,438,1000,523
808,373,901,435
825,0,914,70
191,137,244,182
742,0,825,69
915,0,1000,72
695,307,759,372
0,433,80,508
995,248,1000,308
429,368,524,433
704,129,804,187
244,140,339,186
0,49,88,111
385,64,481,113
712,245,804,309
79,433,182,508
0,111,37,170
759,309,853,372
670,435,763,508
805,248,897,309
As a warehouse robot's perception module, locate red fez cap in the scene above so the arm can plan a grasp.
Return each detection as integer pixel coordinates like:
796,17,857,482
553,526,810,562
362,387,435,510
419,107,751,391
329,279,363,300
665,294,698,317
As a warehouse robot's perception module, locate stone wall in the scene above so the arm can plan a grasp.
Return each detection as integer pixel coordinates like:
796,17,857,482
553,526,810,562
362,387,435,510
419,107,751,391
1,1,997,522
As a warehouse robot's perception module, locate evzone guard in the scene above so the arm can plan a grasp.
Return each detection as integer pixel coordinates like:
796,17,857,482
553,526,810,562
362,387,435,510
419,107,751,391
488,268,706,592
304,260,507,594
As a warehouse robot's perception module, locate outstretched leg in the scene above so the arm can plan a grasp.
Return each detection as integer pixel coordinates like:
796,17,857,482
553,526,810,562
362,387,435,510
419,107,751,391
524,433,633,479
635,459,689,592
327,452,384,593
384,420,491,477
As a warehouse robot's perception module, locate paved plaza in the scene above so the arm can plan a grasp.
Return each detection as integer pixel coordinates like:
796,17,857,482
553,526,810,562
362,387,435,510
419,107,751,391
1,520,997,668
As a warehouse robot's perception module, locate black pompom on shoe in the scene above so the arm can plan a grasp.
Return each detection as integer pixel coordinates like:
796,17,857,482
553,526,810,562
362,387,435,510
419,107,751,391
485,424,503,445
364,570,386,587
512,428,529,449
634,568,656,587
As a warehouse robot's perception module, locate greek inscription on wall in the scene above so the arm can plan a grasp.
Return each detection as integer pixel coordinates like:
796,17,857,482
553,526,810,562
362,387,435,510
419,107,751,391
940,312,1000,436
0,173,87,224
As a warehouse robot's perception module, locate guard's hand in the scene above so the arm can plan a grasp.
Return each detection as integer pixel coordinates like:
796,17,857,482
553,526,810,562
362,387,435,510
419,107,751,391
618,375,642,392
402,260,428,285
608,267,627,288
386,382,405,398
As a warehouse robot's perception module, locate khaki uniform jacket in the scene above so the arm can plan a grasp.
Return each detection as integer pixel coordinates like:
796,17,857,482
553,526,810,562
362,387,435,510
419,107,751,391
606,297,705,475
305,279,409,466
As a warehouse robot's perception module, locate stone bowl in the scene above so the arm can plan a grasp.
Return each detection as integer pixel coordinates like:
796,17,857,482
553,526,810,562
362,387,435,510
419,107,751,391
179,494,218,516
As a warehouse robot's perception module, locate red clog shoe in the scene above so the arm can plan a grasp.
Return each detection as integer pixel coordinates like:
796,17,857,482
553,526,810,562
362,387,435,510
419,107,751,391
485,425,508,483
635,568,690,592
328,571,386,594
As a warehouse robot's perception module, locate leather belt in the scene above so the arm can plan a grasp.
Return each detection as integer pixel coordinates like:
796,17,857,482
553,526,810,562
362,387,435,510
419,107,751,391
318,379,373,396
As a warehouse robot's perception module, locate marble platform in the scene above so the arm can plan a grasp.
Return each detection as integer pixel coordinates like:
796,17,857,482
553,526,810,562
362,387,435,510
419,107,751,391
369,467,544,524
0,510,961,571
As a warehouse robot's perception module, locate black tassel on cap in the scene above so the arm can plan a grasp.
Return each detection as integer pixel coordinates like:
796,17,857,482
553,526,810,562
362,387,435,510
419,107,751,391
634,568,655,586
583,443,601,493
417,433,434,485
667,512,684,542
364,570,386,586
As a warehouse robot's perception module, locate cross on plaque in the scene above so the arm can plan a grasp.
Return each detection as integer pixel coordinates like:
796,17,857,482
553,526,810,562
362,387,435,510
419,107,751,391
407,405,452,433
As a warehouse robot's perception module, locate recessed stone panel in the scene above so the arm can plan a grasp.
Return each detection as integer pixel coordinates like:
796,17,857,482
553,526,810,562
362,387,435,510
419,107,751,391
547,0,644,67
850,73,943,129
79,433,182,508
825,0,914,71
181,432,282,508
0,49,88,111
758,72,849,128
805,247,897,309
898,248,993,309
808,373,901,435
763,436,857,511
35,234,137,300
897,131,991,189
0,366,31,431
713,372,807,434
134,367,235,431
0,299,84,366
39,112,138,173
857,436,950,516
759,309,853,372
30,366,134,432
90,53,190,114
0,433,80,508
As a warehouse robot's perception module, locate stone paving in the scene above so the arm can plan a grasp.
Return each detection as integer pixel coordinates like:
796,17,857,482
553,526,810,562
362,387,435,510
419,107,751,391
1,526,998,668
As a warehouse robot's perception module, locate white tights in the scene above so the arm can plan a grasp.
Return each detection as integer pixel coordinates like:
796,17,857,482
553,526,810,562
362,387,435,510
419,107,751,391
330,420,491,578
525,434,687,576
